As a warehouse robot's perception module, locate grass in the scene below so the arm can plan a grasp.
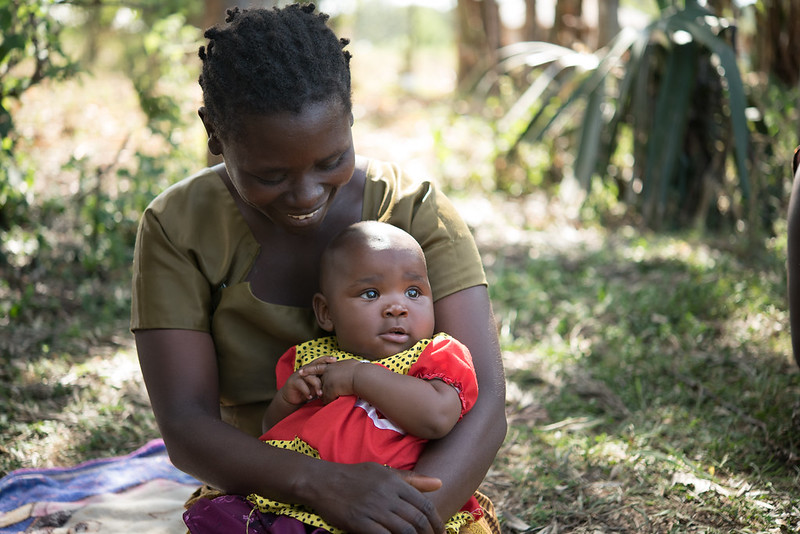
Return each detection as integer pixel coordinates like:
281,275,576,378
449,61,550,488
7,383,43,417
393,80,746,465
0,266,159,470
470,195,800,532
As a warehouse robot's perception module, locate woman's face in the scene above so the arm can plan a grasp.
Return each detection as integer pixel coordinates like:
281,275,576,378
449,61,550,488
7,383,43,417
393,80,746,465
213,100,355,233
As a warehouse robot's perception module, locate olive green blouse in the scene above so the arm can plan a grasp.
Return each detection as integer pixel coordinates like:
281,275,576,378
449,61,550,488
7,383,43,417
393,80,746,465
130,159,486,436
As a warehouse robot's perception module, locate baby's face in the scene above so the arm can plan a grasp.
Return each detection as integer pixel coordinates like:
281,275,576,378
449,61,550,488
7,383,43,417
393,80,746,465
322,244,435,359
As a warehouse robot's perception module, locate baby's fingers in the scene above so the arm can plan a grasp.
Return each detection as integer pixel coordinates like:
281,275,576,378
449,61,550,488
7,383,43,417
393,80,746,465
281,377,315,405
298,356,338,377
301,374,324,398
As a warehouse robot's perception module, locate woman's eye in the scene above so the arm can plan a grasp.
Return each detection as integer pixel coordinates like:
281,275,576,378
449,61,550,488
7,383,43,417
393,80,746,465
405,288,420,299
360,289,379,300
250,172,284,185
319,153,345,171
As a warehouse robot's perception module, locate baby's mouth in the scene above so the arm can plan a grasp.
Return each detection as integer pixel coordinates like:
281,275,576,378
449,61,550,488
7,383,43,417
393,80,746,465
381,327,409,343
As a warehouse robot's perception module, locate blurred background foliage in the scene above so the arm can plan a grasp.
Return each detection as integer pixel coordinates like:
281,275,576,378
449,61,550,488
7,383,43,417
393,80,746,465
0,0,798,323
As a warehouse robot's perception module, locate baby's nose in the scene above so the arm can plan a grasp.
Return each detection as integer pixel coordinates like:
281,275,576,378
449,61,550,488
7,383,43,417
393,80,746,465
383,302,408,317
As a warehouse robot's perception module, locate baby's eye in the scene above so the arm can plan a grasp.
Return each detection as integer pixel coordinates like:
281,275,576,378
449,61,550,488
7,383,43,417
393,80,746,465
360,289,379,300
405,287,421,299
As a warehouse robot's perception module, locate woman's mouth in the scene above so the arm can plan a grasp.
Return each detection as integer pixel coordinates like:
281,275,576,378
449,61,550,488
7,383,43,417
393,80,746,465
287,207,322,221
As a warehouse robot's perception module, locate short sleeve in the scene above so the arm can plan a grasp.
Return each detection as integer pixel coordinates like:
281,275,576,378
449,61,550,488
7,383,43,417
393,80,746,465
130,169,257,332
362,160,487,301
131,208,212,331
408,334,479,416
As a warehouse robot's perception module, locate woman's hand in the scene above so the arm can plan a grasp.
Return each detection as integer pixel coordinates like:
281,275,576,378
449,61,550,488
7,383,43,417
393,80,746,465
303,461,445,534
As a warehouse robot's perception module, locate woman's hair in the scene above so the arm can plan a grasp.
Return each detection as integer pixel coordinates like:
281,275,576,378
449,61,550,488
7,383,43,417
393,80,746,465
198,3,352,140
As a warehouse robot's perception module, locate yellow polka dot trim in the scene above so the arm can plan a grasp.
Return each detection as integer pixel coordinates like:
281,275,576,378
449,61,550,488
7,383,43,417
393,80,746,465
294,334,456,374
248,490,474,533
247,493,342,533
262,437,320,459
247,438,342,532
446,511,478,533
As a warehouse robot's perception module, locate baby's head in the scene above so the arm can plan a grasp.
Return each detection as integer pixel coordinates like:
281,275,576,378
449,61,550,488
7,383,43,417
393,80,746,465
313,221,435,359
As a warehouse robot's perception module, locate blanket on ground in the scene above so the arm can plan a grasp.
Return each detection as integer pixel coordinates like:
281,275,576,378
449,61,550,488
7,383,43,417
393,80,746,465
0,439,199,533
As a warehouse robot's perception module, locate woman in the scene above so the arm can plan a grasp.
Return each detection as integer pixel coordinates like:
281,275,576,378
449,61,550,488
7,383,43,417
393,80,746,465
788,146,800,367
131,4,506,533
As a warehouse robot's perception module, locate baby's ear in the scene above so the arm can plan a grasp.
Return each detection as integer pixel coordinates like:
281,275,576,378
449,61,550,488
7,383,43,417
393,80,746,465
312,293,335,332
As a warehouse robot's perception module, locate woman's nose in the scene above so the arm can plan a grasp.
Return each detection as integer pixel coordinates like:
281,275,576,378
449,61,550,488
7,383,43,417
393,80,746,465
288,173,324,207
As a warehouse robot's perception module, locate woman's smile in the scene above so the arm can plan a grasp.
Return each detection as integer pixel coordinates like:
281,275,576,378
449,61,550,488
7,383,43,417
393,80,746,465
288,207,322,221
218,100,356,232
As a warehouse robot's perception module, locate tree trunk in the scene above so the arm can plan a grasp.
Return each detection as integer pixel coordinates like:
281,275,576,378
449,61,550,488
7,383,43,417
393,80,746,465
550,0,583,48
523,0,539,42
596,0,619,49
456,0,502,86
753,0,800,88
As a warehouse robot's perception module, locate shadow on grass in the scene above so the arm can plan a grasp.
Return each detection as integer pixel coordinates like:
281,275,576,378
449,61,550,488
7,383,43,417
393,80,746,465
483,226,800,532
0,253,159,476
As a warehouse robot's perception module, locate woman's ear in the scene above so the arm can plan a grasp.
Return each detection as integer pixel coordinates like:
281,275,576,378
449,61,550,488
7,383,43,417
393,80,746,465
313,293,335,332
198,107,223,156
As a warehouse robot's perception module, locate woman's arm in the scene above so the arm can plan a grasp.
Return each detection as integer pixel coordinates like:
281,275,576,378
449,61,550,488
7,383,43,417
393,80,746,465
414,285,507,519
788,161,800,366
135,328,445,533
320,359,463,439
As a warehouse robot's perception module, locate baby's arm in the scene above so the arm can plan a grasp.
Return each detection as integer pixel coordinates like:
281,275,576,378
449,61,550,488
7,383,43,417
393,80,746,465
320,360,462,440
262,356,337,432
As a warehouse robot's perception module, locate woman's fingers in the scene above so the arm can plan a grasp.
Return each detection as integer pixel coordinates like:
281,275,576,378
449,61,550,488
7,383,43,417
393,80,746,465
312,462,444,534
394,482,444,534
393,469,443,493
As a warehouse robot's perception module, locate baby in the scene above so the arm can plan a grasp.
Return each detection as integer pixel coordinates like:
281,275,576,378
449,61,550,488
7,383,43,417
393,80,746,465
256,221,482,533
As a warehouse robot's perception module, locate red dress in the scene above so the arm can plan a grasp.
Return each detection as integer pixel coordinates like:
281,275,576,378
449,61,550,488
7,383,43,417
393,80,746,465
250,333,483,533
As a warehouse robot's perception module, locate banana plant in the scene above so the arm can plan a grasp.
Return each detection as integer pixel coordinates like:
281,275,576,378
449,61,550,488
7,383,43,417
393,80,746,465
477,0,751,229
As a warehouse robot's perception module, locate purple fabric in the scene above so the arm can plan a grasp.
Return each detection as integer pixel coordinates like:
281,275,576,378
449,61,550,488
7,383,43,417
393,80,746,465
184,495,331,533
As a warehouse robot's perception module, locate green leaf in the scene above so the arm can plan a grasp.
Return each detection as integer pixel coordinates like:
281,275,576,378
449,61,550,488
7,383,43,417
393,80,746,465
0,34,26,65
643,41,698,222
574,77,606,189
680,18,751,199
520,28,641,148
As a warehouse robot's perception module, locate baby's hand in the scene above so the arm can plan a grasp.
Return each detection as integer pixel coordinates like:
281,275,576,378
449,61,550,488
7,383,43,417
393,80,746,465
280,356,337,405
320,359,364,404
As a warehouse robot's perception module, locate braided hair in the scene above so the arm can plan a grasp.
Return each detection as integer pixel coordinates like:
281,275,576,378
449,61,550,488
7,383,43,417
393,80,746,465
198,3,352,140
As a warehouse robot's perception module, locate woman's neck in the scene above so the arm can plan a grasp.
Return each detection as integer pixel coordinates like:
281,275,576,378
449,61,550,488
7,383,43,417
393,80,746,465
214,159,368,307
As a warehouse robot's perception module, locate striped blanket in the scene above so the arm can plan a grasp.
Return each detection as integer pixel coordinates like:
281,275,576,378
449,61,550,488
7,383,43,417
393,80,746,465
0,439,198,533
